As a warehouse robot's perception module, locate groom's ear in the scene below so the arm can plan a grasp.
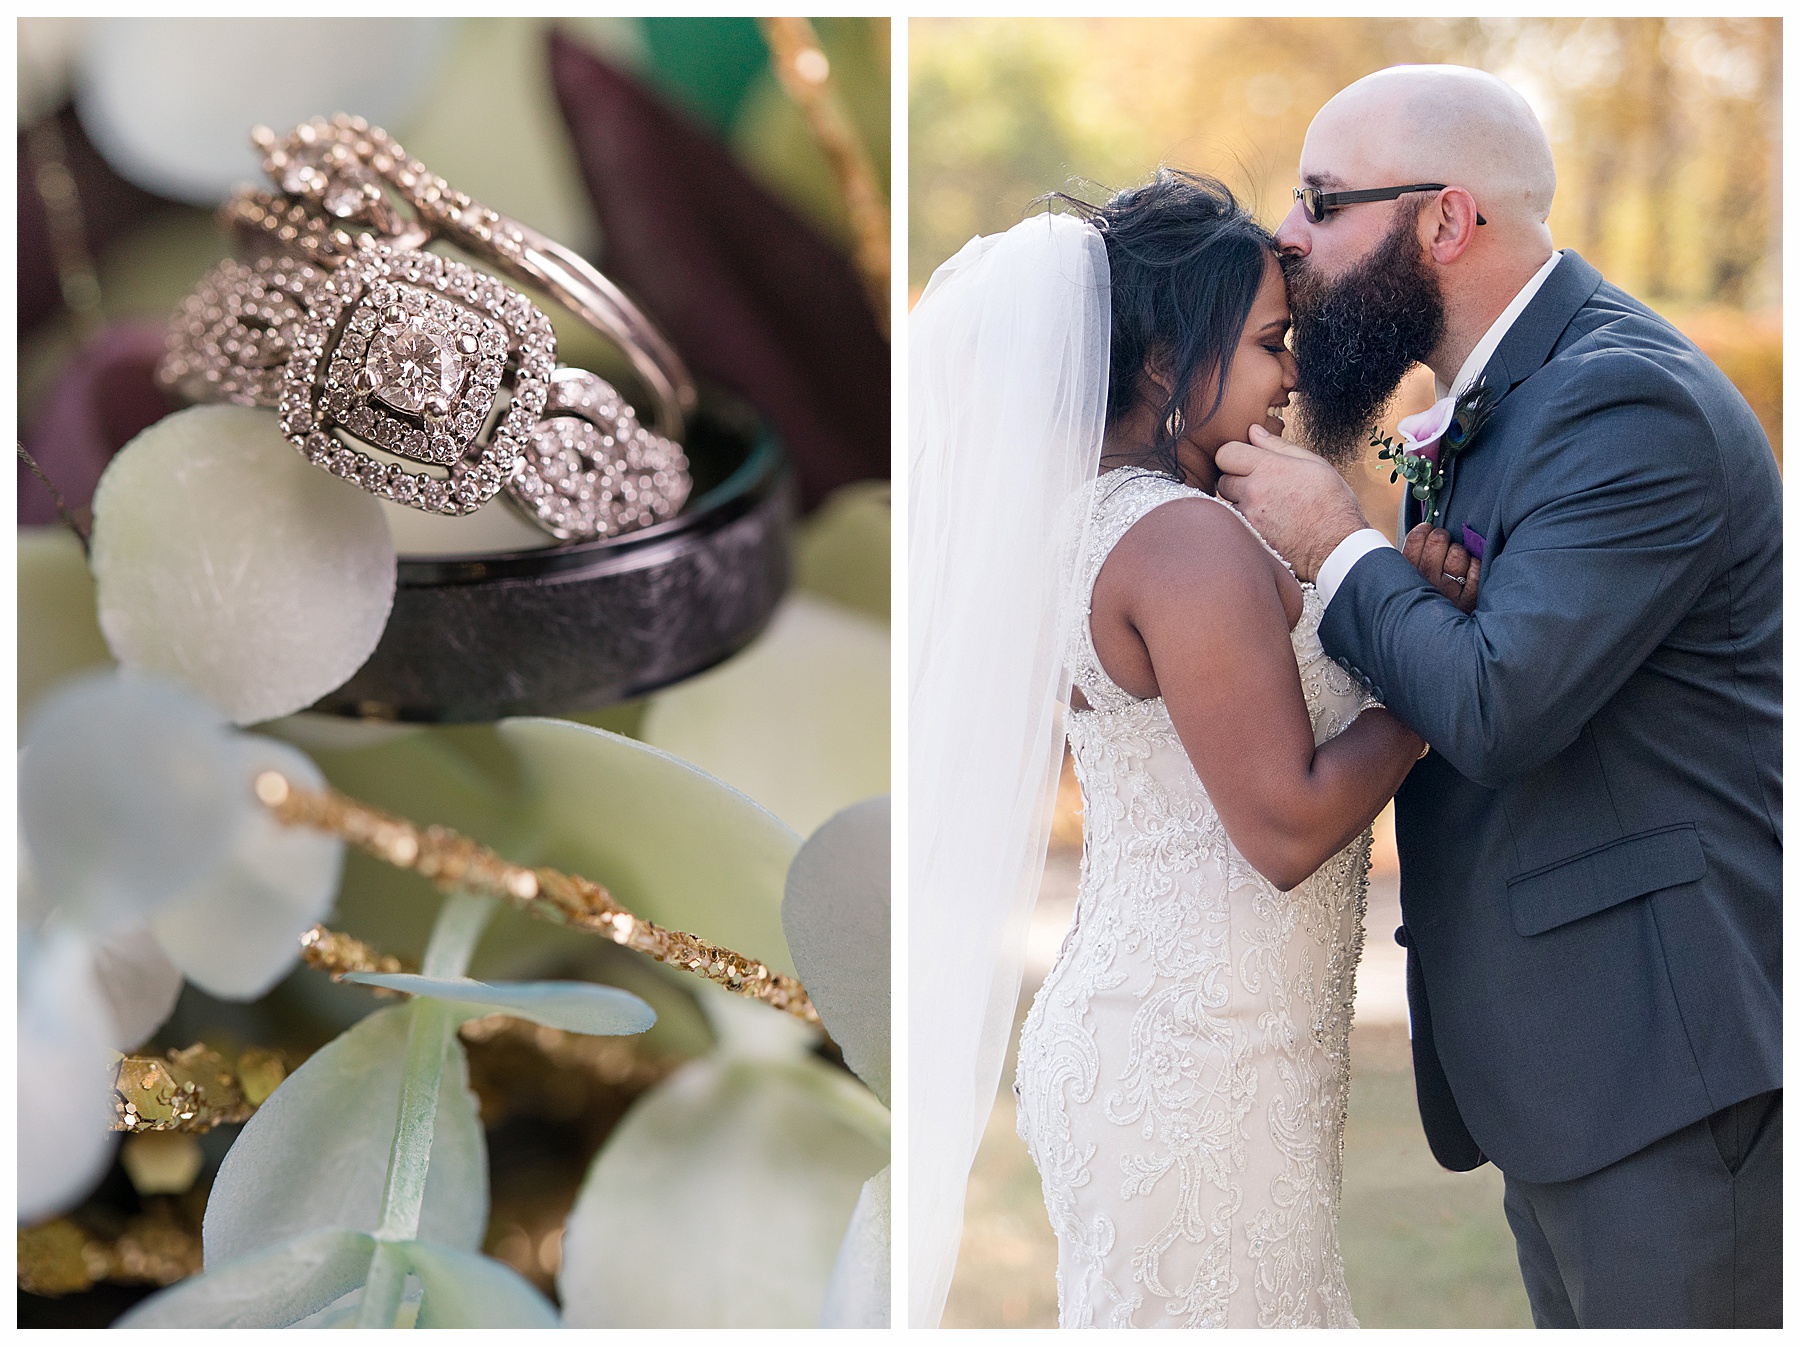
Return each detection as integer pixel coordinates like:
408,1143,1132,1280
1425,186,1483,264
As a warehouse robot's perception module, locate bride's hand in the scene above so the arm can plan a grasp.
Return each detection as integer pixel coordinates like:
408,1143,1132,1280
1403,524,1480,613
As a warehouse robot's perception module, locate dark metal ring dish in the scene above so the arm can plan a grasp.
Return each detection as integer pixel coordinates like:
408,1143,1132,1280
313,391,792,722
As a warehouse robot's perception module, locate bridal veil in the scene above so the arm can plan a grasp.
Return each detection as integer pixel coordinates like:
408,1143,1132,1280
908,212,1110,1325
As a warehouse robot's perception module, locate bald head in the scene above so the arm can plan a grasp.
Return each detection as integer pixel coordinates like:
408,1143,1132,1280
1305,65,1555,243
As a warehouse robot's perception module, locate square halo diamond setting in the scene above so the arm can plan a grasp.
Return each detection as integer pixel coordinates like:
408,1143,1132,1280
277,243,555,516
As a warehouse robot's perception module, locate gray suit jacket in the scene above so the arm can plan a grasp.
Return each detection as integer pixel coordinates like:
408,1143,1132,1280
1320,251,1781,1183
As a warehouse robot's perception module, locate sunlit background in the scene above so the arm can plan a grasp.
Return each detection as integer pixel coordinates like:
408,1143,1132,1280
911,16,1779,1330
912,16,1779,463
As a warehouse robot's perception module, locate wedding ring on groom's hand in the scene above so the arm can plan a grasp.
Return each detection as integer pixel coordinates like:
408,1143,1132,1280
159,115,693,543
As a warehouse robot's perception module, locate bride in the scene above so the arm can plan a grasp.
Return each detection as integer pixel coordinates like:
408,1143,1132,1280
910,171,1463,1328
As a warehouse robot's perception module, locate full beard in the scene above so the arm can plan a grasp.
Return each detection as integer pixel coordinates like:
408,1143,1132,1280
1282,208,1446,465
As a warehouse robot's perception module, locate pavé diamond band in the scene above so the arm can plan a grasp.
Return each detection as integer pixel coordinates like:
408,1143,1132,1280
160,115,693,543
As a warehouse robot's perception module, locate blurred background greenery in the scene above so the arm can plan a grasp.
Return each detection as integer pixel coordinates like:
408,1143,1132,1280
911,17,1780,463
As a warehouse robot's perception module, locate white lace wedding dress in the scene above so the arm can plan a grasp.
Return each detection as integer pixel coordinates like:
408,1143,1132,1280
1016,470,1378,1329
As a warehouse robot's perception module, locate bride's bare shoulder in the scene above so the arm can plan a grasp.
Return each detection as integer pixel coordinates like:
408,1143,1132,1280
1106,494,1277,588
1098,493,1304,633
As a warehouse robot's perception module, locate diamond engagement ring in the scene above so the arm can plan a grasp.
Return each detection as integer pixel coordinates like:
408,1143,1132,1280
160,115,694,542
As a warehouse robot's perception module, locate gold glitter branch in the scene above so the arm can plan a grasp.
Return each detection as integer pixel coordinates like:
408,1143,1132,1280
113,1044,288,1134
760,17,891,333
256,772,821,1027
299,923,411,992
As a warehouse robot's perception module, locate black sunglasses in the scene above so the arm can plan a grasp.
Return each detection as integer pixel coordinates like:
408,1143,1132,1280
1294,183,1486,227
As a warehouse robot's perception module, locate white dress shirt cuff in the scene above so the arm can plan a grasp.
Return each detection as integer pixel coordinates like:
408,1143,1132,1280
1316,529,1395,608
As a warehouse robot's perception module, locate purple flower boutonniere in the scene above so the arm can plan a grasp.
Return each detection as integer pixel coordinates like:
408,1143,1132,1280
1372,378,1501,525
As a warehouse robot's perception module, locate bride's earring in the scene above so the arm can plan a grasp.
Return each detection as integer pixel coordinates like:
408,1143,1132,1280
1164,406,1185,440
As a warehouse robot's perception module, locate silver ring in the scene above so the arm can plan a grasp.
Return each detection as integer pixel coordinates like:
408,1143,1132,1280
160,116,693,542
1446,573,1466,585
242,114,695,438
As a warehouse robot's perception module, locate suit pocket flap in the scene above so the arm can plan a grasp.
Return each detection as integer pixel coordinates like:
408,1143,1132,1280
1507,824,1706,937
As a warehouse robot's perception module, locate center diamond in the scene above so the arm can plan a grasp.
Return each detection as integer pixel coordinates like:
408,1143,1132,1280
364,317,465,415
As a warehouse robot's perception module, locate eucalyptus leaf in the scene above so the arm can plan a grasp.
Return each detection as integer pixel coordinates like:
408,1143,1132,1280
90,404,396,726
151,735,342,1000
819,1164,891,1327
402,1239,563,1328
340,973,655,1037
498,718,800,977
78,19,449,204
641,595,890,837
116,1227,377,1328
557,1054,887,1327
203,1003,486,1266
17,927,118,1224
18,526,112,719
464,910,717,1062
87,921,183,1051
21,669,245,935
782,796,890,1105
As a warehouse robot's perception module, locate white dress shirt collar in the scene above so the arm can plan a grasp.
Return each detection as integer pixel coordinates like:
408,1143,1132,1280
1318,249,1565,610
1435,249,1564,402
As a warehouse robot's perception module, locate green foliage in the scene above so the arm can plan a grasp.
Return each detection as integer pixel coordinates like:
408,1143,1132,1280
910,17,1780,313
641,17,772,132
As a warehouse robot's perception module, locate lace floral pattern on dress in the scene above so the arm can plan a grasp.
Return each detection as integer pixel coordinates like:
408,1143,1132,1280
1017,471,1377,1328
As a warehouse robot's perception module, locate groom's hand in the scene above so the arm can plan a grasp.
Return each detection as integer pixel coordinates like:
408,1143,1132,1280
1214,425,1370,582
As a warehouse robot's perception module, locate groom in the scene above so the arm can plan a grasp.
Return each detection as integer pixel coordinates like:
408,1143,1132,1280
1216,66,1780,1327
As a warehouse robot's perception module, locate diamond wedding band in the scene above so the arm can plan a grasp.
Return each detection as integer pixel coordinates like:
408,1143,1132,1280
160,115,694,543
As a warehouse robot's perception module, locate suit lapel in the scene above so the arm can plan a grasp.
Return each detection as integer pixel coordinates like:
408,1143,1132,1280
1434,251,1605,524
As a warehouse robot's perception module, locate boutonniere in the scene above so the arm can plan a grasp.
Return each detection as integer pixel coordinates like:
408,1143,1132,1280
1372,377,1500,525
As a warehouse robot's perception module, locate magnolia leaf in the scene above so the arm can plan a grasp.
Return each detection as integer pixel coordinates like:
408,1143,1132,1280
402,1239,562,1328
17,527,112,719
277,725,533,973
259,711,421,755
77,19,449,204
498,718,800,976
116,1227,378,1328
90,404,397,726
21,669,245,935
701,980,820,1063
783,797,890,1105
341,973,655,1037
19,110,165,339
20,321,172,523
641,595,889,838
151,735,342,1000
203,1003,485,1266
558,1054,887,1327
820,1164,891,1327
87,921,183,1050
17,927,118,1223
792,480,891,622
295,723,528,852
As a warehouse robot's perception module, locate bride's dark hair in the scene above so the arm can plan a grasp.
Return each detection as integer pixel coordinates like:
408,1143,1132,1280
1046,169,1276,479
